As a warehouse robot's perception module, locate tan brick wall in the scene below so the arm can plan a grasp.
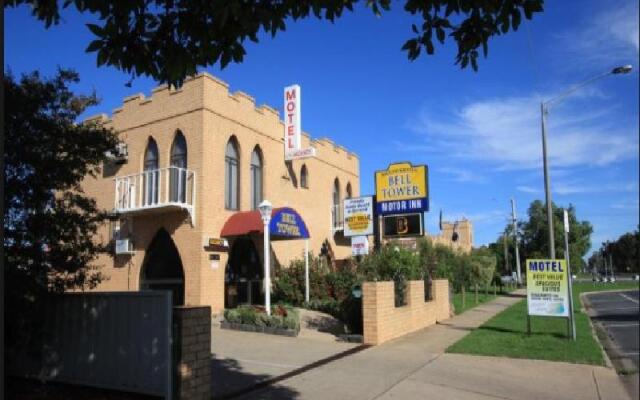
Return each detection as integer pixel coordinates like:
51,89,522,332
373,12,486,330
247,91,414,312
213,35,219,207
362,279,450,345
173,306,211,400
81,72,359,314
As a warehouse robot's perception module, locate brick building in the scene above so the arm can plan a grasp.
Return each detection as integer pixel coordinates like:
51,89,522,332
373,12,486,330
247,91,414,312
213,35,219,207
82,72,359,314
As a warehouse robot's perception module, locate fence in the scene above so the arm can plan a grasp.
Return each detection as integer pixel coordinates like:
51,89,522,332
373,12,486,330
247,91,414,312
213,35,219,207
362,279,450,345
13,292,174,398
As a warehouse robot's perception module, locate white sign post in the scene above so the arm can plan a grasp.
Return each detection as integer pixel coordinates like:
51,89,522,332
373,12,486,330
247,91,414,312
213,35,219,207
284,84,316,161
564,209,576,340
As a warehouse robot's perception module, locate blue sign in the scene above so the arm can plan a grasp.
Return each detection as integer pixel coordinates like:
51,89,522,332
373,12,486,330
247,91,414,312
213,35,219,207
377,198,429,215
269,207,310,239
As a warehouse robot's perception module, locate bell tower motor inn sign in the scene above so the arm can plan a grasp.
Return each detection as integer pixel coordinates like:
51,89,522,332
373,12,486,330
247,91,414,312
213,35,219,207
375,162,429,215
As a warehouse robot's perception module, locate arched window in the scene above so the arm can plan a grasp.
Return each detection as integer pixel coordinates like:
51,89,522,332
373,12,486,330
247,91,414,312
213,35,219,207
332,178,341,230
170,131,187,203
225,138,239,210
346,182,352,199
250,147,263,210
143,138,159,206
300,164,309,189
333,178,341,207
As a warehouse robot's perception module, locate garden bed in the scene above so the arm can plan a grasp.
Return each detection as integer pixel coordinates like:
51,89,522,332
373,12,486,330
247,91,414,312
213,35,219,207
223,305,300,337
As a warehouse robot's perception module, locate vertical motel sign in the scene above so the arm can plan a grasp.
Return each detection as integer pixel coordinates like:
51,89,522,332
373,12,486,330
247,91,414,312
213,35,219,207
284,84,316,160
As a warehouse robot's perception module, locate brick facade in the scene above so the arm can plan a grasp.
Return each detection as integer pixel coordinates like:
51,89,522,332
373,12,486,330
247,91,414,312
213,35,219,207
362,279,450,345
173,306,211,400
82,72,359,314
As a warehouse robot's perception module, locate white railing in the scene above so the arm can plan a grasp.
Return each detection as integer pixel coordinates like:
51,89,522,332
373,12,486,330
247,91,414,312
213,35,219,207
331,204,344,232
114,167,196,224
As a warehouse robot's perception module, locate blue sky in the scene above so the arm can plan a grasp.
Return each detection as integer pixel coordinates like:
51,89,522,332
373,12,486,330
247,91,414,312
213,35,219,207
5,1,639,255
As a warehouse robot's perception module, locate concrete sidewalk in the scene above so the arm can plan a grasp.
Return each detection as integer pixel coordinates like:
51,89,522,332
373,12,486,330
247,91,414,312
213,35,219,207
234,291,632,400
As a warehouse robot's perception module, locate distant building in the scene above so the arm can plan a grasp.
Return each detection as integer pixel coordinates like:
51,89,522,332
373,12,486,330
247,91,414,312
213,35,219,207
429,219,473,253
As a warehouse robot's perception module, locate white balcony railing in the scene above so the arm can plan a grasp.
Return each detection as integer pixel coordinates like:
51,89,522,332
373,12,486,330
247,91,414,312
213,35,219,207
331,204,344,232
114,167,196,225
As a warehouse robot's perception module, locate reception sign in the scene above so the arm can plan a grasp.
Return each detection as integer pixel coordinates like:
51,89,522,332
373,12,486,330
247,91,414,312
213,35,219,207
526,259,569,317
343,196,374,237
375,162,429,215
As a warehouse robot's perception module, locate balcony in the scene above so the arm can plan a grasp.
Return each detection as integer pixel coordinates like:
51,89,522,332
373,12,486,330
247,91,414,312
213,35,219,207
331,204,344,233
114,167,196,225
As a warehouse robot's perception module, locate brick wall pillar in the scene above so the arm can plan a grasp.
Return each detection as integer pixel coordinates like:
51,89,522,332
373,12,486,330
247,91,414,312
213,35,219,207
173,306,211,400
433,279,451,321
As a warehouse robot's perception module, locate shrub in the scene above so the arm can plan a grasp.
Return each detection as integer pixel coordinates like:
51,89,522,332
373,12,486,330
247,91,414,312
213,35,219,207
223,305,300,332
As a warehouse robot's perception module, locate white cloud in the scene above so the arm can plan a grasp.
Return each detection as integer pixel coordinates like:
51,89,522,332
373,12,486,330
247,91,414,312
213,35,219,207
554,181,638,195
554,1,639,69
611,198,640,210
405,93,638,170
517,185,539,194
437,166,487,183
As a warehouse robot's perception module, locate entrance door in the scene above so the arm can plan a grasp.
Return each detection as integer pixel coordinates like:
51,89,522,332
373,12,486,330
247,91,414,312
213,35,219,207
140,228,185,306
225,238,263,308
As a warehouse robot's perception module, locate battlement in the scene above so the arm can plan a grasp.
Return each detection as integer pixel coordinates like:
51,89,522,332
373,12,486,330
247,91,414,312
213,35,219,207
92,72,357,159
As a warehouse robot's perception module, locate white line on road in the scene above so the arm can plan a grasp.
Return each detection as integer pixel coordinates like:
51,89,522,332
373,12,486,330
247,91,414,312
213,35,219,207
605,322,639,328
619,293,639,304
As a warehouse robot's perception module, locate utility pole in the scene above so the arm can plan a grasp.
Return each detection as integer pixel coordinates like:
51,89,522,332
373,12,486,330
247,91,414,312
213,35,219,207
511,198,522,285
503,230,510,274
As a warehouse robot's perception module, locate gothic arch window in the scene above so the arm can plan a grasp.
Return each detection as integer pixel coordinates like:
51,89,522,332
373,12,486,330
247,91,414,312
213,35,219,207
225,137,240,210
250,146,263,210
143,137,159,205
170,131,187,202
346,182,353,199
300,164,309,189
140,228,185,306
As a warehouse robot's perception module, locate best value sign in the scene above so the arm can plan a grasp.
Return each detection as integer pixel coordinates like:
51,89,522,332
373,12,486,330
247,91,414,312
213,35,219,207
343,196,374,237
375,162,429,215
526,259,569,317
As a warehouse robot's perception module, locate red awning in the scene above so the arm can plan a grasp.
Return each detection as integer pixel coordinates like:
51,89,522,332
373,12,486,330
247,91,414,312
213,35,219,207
220,207,310,240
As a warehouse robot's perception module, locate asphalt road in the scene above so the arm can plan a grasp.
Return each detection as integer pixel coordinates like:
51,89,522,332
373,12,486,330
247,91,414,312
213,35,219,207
585,290,639,370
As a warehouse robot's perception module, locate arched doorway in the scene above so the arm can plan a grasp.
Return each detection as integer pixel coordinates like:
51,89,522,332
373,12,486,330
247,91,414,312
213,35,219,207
140,229,185,306
225,238,263,308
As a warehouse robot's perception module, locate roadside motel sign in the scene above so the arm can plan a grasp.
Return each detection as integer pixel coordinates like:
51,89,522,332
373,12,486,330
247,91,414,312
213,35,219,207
343,196,374,237
526,259,569,317
283,84,316,161
374,162,429,215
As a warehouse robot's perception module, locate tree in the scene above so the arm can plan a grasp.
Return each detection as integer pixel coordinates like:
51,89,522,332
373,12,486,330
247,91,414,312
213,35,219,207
595,229,640,274
4,69,118,352
494,200,593,270
6,0,544,86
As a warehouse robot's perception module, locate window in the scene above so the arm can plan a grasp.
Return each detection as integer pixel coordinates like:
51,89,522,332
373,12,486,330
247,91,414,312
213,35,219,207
332,178,341,229
300,164,308,188
170,131,187,203
225,138,239,210
143,138,159,206
250,147,263,210
346,182,352,199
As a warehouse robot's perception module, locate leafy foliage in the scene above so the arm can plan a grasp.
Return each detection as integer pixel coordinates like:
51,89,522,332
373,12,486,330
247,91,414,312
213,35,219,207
589,229,640,273
4,69,118,350
7,0,543,86
224,305,300,331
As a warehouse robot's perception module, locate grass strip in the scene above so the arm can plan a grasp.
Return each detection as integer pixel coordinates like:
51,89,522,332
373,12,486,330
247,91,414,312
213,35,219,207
446,281,639,365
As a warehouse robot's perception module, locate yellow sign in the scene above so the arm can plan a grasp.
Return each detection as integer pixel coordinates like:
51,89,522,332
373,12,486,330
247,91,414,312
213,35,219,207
526,259,569,317
375,162,428,202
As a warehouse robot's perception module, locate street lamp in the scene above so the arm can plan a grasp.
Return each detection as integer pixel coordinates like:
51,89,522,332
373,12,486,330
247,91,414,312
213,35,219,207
540,65,632,259
258,200,273,315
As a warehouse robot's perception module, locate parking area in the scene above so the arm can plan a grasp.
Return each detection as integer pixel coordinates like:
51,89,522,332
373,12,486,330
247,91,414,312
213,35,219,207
210,325,362,399
585,289,639,370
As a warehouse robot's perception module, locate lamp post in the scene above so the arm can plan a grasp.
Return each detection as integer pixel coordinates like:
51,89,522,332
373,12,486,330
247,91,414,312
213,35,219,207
258,200,273,316
540,65,632,259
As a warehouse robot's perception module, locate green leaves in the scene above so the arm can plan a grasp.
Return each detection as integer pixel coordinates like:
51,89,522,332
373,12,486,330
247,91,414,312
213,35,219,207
10,0,545,85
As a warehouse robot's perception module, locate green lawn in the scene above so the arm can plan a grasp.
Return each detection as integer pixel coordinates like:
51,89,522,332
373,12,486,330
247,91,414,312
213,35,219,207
447,281,639,365
452,285,516,315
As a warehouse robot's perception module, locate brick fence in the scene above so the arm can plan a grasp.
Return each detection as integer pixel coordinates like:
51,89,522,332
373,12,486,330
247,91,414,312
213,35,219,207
362,279,450,345
173,306,211,400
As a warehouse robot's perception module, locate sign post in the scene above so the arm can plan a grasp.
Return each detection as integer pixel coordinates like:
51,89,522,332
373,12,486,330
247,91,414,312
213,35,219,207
564,209,576,340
